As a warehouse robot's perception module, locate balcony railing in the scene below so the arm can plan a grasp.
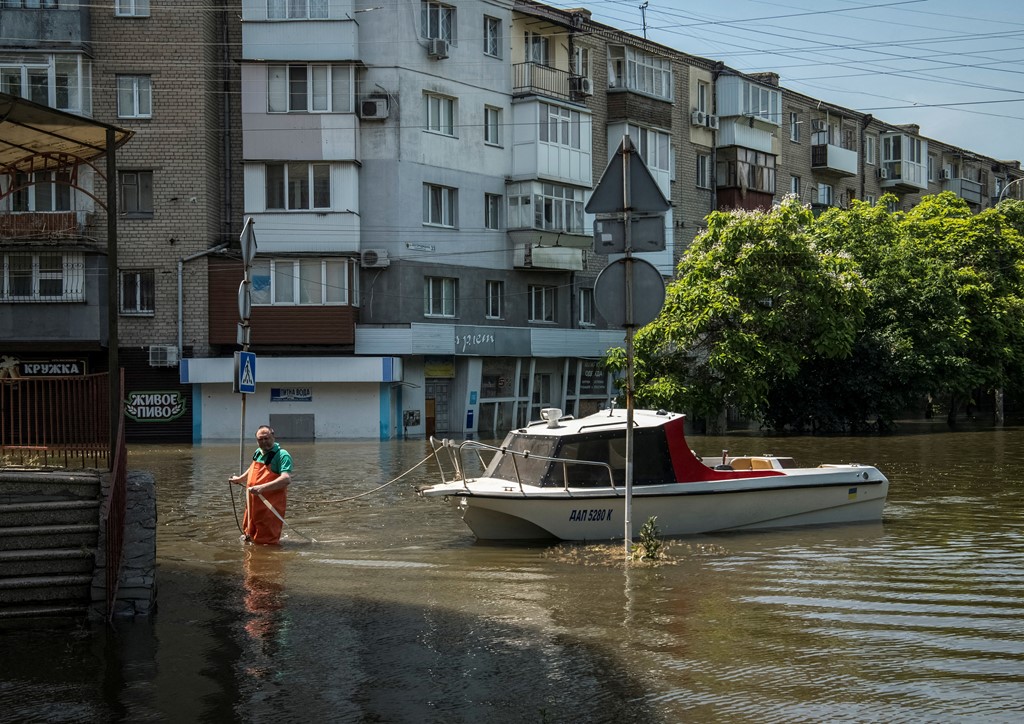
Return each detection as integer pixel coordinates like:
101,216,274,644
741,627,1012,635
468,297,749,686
811,143,858,177
0,211,88,241
513,62,571,101
946,177,983,205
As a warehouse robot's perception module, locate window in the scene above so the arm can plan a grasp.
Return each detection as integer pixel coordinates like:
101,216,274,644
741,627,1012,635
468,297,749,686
716,148,776,194
817,184,833,206
8,171,72,212
696,80,709,114
1,55,91,114
790,175,801,197
865,194,876,205
525,31,549,65
484,106,502,145
268,0,328,20
574,46,592,79
579,287,594,326
265,163,331,210
789,112,801,142
539,103,582,150
696,154,710,189
528,285,555,323
424,184,457,227
484,193,502,230
865,135,876,165
426,93,455,136
268,64,353,113
484,16,501,57
117,75,152,119
486,280,504,319
608,46,672,100
928,154,937,182
507,182,585,234
115,0,149,16
119,270,155,315
250,258,352,306
120,171,153,216
422,1,454,42
2,252,83,302
425,276,457,317
628,124,671,172
740,80,781,124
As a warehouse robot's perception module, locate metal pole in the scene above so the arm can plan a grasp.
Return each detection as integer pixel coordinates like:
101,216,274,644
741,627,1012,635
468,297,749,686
623,136,635,558
106,128,119,468
998,177,1024,205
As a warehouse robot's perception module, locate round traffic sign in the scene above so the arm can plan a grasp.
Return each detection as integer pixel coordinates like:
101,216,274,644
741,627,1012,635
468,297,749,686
594,257,665,328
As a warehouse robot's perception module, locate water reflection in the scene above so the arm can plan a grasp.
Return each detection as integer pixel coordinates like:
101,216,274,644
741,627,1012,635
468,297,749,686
2,427,1024,722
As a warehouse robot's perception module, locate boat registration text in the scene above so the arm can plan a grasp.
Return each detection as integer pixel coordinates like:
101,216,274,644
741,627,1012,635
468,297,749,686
569,508,614,522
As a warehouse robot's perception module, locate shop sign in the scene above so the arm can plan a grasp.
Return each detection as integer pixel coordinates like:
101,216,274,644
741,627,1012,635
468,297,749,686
1,355,87,378
125,390,186,422
271,387,312,402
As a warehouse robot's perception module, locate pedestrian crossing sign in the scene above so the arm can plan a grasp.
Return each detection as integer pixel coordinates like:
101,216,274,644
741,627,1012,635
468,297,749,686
235,351,256,394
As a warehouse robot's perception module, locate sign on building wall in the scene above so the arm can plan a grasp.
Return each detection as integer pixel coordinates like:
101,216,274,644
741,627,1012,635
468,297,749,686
125,391,186,422
271,387,313,402
1,355,88,378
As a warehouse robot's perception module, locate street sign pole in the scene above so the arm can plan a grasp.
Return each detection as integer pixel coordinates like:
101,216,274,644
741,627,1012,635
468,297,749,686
238,218,256,477
622,139,636,558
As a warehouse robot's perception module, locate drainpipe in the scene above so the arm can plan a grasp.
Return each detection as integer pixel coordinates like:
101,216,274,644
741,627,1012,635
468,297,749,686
221,0,233,242
178,244,229,359
860,114,872,201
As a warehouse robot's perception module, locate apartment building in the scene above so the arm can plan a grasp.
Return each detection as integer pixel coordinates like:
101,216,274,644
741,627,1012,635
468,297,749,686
4,0,1022,445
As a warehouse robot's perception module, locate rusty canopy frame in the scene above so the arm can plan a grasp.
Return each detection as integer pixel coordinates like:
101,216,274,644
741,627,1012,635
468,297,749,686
0,92,134,466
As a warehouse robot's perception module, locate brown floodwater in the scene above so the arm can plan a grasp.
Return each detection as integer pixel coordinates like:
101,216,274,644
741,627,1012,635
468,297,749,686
2,423,1023,723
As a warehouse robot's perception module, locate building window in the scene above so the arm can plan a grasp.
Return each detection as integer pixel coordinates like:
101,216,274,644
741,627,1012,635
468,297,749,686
865,135,876,165
484,193,502,230
817,184,833,206
115,0,150,17
422,1,454,42
268,0,328,20
696,154,710,189
507,182,585,234
574,46,591,79
579,287,594,326
539,103,582,150
607,46,672,100
740,80,781,124
528,285,556,323
865,194,876,205
120,171,154,216
716,148,776,194
696,80,709,114
790,175,801,197
484,106,502,146
484,16,501,57
789,112,801,142
486,280,504,319
117,75,152,119
628,124,671,172
525,31,549,65
2,252,83,302
265,162,331,210
9,170,72,212
268,63,353,113
119,270,155,315
425,93,455,136
928,154,937,182
250,258,352,306
424,184,457,227
425,276,457,318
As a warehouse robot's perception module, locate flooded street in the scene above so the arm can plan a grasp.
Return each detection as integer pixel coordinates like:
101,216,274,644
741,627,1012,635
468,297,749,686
2,425,1024,722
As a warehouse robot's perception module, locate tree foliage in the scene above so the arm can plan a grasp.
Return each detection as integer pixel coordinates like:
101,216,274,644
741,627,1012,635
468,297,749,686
606,193,1024,432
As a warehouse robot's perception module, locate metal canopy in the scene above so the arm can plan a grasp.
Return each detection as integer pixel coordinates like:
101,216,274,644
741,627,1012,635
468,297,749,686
0,92,133,173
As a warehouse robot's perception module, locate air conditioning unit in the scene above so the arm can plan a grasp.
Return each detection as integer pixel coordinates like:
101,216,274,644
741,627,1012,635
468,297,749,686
359,98,389,120
427,38,449,59
360,249,390,268
940,169,952,180
810,119,827,132
569,76,593,96
706,114,720,131
877,168,889,180
148,345,179,368
690,110,706,127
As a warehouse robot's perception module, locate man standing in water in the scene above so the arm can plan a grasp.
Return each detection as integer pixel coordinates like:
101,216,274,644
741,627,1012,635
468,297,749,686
230,425,293,544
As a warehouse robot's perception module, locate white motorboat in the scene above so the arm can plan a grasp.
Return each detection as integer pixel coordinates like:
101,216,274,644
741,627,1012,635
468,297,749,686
418,408,889,541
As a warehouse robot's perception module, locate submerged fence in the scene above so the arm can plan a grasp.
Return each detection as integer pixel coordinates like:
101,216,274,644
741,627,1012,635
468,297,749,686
0,372,111,468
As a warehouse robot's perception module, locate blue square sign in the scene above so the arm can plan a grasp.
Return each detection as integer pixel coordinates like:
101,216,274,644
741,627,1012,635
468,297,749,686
237,351,256,394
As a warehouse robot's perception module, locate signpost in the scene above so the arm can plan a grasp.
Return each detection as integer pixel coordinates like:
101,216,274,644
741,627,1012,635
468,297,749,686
237,217,257,475
586,136,670,557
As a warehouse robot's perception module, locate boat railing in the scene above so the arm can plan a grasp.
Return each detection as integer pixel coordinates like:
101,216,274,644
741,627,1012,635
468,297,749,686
428,437,618,495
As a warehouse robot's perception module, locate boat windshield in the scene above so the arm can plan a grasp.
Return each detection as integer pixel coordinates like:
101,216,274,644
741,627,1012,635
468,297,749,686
484,434,558,484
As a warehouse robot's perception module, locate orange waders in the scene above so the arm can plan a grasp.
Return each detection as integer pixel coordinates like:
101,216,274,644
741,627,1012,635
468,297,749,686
242,457,288,544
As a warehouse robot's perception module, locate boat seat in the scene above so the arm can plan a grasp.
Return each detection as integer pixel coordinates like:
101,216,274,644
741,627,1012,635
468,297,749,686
750,458,775,470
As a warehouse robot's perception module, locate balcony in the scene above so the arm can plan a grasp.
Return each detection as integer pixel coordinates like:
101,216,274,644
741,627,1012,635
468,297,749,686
0,212,89,242
811,143,858,177
513,63,572,102
880,161,927,193
513,243,585,271
945,177,983,206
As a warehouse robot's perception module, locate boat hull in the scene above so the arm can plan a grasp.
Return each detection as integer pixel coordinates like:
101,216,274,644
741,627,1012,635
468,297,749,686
433,473,888,541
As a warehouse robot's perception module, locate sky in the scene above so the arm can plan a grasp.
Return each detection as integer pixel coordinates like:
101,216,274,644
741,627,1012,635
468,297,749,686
557,0,1024,163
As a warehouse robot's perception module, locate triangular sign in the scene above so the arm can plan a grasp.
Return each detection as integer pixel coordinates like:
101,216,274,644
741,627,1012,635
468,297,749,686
585,136,671,215
241,359,255,388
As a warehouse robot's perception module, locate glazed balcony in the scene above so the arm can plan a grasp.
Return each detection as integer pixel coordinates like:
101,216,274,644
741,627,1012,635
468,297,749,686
945,177,983,205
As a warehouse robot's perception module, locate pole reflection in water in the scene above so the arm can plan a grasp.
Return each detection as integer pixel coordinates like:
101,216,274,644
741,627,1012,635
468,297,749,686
1,426,1023,722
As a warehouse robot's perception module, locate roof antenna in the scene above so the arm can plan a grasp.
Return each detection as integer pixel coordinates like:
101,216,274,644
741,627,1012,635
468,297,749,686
639,2,649,39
